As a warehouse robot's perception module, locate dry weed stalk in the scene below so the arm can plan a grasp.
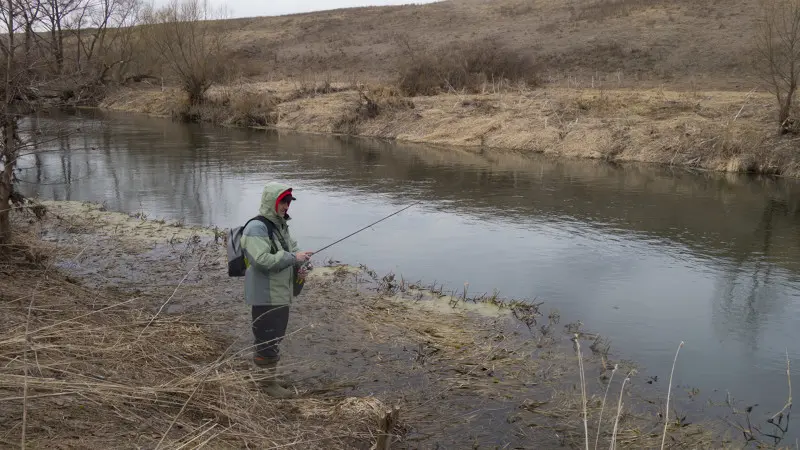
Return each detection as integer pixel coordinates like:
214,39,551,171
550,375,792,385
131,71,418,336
610,369,636,450
573,334,590,450
661,341,685,450
594,364,618,450
1,234,389,449
722,350,793,448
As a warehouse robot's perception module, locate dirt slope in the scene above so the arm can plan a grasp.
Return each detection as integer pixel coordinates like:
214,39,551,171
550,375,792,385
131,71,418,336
221,0,761,89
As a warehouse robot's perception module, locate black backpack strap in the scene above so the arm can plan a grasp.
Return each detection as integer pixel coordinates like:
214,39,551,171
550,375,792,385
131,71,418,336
252,216,286,254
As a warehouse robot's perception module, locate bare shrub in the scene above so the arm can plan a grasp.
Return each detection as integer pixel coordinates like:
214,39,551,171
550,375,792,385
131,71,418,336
332,86,415,135
333,91,381,134
225,89,278,127
142,0,229,105
169,87,278,127
371,85,415,111
396,39,540,96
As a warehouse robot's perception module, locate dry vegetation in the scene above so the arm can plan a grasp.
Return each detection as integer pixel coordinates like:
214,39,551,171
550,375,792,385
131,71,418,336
219,0,759,89
3,0,797,184
0,222,391,449
87,0,800,178
4,1,799,446
102,82,800,176
1,201,758,449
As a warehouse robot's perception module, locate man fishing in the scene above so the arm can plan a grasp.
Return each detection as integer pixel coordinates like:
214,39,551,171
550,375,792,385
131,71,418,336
234,186,417,398
240,181,313,398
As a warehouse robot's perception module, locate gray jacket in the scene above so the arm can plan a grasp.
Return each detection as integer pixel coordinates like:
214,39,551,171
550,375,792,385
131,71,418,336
240,182,300,306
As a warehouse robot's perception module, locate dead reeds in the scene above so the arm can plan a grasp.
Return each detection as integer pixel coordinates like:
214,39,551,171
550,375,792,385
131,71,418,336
0,232,389,449
557,335,720,450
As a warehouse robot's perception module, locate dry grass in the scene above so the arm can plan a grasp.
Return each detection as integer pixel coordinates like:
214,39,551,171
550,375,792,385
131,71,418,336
529,373,724,449
2,201,756,448
209,0,760,90
354,272,742,448
186,85,280,127
0,229,391,449
103,82,800,177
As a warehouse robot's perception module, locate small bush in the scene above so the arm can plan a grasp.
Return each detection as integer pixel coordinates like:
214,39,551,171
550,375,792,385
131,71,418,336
333,91,380,134
226,90,279,127
371,85,415,111
169,88,278,127
396,39,540,96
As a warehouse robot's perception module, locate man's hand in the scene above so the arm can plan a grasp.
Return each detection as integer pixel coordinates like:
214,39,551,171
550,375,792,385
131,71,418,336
295,251,314,262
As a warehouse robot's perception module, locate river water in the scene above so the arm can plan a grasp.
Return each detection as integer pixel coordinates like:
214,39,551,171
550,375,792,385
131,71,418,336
16,108,800,441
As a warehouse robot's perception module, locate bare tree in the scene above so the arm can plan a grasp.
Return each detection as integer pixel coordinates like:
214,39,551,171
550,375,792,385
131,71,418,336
143,0,229,105
1,0,23,244
67,0,138,70
18,0,44,67
0,0,85,243
69,0,148,83
755,0,800,133
40,0,85,74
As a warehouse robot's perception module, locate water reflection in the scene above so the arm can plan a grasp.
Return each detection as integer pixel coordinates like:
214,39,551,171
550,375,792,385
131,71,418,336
15,108,800,437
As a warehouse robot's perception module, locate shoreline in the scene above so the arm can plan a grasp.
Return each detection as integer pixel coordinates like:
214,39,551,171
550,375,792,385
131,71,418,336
98,82,800,179
1,200,733,448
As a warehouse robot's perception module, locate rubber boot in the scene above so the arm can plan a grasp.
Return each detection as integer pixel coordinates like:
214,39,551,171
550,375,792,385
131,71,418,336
254,357,294,399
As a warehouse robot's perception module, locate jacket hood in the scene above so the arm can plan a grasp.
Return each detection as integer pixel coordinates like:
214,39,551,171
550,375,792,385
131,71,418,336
259,181,294,223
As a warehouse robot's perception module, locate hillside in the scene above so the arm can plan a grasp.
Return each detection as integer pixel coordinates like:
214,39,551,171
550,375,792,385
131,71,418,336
221,0,761,90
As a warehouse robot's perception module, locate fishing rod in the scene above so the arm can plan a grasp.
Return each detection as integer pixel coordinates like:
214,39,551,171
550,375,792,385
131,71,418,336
312,200,421,255
314,200,422,255
293,200,420,295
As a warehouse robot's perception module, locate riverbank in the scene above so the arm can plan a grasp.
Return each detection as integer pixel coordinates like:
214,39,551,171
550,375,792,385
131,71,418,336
99,82,800,178
0,200,734,448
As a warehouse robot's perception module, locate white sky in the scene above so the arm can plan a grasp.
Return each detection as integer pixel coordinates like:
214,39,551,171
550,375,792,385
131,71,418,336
149,0,440,18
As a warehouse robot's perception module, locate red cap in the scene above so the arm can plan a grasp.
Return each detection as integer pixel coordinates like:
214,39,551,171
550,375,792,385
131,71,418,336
275,189,296,212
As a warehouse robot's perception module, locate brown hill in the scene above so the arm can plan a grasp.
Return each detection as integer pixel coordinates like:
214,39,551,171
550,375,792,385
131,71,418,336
220,0,762,90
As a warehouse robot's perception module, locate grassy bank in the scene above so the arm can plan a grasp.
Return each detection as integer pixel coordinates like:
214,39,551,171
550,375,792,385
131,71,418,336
0,200,738,448
100,82,800,177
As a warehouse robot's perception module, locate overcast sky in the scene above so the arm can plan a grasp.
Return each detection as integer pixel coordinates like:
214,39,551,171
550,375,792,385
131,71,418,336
150,0,440,18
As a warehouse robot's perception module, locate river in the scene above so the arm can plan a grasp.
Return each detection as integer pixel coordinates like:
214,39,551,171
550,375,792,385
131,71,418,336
16,108,800,443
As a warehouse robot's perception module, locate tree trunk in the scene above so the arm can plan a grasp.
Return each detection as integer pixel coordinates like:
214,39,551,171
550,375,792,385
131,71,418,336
780,85,796,134
0,122,14,245
186,78,207,106
56,25,64,74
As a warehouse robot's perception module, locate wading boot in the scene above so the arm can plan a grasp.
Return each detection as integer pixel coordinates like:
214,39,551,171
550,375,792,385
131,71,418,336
253,356,294,399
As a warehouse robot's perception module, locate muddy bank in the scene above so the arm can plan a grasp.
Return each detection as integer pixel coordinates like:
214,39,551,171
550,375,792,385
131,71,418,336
100,82,800,178
2,200,730,448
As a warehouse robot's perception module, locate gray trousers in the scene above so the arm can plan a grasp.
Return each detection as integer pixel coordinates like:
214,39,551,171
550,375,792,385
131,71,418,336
251,305,290,362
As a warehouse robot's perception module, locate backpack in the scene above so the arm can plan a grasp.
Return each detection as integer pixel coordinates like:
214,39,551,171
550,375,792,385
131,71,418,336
226,216,307,296
226,216,278,277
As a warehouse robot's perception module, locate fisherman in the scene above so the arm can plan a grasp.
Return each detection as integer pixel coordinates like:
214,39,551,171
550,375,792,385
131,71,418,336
240,181,314,398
